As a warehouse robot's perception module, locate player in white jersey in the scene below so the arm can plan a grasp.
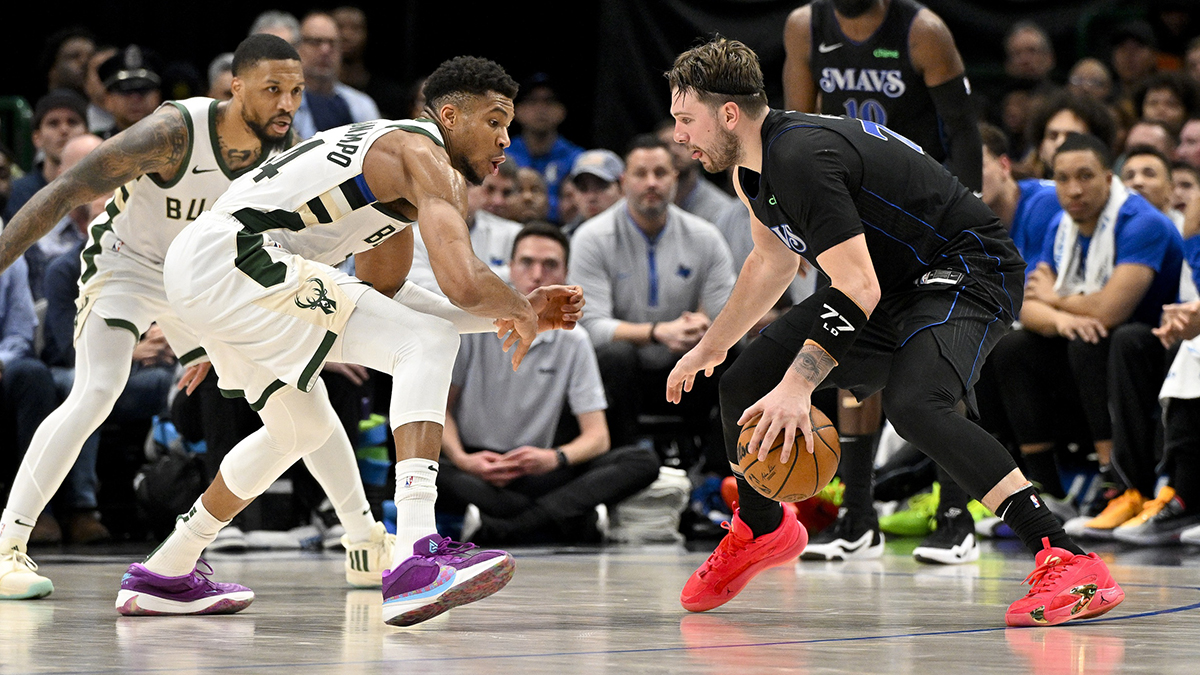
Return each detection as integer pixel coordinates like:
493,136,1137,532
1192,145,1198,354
115,55,584,626
0,35,393,601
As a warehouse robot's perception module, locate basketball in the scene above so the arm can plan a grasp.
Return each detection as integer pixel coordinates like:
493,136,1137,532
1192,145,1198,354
736,408,840,502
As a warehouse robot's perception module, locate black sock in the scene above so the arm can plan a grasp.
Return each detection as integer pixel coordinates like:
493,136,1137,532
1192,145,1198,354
736,476,783,538
838,432,879,526
936,473,972,518
999,485,1084,557
1020,449,1065,498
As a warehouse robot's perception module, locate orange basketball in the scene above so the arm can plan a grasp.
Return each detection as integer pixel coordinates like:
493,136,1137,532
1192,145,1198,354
736,408,840,502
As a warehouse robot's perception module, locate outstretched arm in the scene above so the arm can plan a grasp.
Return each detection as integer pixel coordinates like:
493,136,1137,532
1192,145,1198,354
0,105,189,272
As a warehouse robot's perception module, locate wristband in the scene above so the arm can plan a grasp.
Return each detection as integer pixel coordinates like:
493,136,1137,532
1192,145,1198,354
648,322,660,344
554,447,569,469
805,286,869,364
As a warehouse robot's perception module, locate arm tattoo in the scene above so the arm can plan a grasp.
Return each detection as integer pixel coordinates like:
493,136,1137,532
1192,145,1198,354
789,343,837,387
0,107,188,272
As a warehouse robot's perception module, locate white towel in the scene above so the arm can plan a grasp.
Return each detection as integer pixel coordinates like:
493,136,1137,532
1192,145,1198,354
1160,337,1200,403
1169,209,1198,302
1052,178,1129,297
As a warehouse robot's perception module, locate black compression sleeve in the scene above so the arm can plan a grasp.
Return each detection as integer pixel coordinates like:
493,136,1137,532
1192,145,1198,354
928,76,982,194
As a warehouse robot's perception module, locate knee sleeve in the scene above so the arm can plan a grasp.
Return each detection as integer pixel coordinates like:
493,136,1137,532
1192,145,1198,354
219,380,340,499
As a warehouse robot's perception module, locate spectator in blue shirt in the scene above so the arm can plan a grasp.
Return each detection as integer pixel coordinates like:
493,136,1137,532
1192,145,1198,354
980,123,1061,271
0,258,59,501
506,73,584,223
991,133,1183,515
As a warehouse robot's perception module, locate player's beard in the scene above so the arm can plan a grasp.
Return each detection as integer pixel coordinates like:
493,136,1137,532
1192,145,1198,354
245,111,292,155
453,155,486,186
702,126,742,173
832,0,878,18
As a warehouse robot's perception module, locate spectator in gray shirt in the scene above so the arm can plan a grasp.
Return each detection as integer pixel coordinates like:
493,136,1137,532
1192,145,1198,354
568,134,736,467
437,223,660,544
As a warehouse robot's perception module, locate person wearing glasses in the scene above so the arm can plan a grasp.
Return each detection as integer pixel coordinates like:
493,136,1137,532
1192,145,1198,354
291,11,379,139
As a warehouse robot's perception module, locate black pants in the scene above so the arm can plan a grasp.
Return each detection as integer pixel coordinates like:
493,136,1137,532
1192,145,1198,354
990,328,1113,446
0,357,59,489
436,443,660,543
721,288,1020,502
595,341,726,472
1165,398,1200,508
1108,323,1175,495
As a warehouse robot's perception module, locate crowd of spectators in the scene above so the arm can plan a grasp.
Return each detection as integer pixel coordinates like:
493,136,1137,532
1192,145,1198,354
2,4,1200,551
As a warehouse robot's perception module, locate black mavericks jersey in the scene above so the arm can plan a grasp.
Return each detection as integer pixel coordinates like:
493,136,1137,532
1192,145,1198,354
809,0,946,162
739,110,1022,314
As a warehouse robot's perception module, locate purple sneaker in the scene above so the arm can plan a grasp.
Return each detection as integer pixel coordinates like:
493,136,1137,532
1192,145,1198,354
382,534,514,626
115,560,254,616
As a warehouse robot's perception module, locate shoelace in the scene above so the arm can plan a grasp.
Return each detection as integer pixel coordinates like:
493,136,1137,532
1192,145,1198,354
699,522,749,575
434,538,479,556
192,559,220,588
1021,554,1067,596
4,548,38,571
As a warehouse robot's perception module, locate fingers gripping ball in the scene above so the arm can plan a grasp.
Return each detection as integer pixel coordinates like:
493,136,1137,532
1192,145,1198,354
736,408,840,502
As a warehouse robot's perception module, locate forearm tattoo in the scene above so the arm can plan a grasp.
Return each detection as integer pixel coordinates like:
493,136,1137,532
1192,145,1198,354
790,343,837,387
0,108,187,271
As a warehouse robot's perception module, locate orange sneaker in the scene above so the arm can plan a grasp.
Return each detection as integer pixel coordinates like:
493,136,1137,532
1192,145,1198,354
680,509,808,612
1005,538,1125,627
1073,488,1145,539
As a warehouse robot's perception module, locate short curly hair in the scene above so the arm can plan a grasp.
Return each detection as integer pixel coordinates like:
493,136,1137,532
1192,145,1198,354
423,56,519,110
1027,90,1117,150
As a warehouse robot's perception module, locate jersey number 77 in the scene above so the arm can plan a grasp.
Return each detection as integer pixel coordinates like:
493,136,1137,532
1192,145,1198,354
857,119,924,155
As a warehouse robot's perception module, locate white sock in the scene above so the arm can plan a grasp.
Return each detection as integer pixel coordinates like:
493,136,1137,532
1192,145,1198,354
143,498,228,577
0,508,38,546
392,458,439,567
337,505,376,545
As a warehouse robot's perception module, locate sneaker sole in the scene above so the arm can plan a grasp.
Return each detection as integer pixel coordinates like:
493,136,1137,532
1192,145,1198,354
913,545,980,565
383,554,515,627
1005,584,1125,627
115,589,254,616
799,541,883,562
346,566,383,588
0,578,54,600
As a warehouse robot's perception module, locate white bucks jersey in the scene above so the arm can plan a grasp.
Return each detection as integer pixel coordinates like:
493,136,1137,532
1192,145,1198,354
210,118,429,266
90,98,263,271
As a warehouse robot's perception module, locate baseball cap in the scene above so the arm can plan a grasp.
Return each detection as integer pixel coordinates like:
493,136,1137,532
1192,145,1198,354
1111,20,1157,50
516,72,559,104
568,149,624,184
33,88,88,127
99,45,163,93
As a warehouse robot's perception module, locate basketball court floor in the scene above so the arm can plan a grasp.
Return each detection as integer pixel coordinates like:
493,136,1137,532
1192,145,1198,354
6,538,1198,674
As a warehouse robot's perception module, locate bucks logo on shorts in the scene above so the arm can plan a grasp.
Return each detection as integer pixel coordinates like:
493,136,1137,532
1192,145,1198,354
295,277,337,315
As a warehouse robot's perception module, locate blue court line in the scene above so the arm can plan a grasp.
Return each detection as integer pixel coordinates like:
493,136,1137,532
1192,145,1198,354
38,592,1200,675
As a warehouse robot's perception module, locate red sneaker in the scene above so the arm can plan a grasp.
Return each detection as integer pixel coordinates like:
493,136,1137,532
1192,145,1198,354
680,508,808,612
1005,538,1125,627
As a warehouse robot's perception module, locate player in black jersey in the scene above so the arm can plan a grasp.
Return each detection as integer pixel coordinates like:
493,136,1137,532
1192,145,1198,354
783,0,983,565
664,37,1125,627
784,0,980,191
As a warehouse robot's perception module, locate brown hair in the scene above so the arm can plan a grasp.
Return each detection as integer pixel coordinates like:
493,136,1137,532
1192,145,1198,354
665,36,768,117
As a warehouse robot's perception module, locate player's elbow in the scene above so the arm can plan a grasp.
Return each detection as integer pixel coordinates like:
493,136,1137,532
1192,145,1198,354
841,277,880,316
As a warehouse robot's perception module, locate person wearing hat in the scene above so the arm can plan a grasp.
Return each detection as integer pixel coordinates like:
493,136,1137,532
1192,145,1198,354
1111,20,1160,103
96,45,163,139
561,148,624,233
2,90,87,222
568,134,736,466
507,73,585,223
